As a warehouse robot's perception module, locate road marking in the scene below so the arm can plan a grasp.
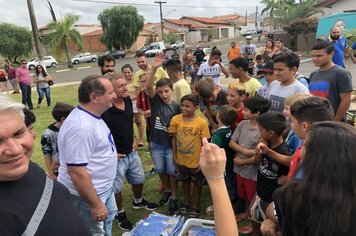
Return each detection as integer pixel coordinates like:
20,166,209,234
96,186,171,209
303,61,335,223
77,66,92,70
301,58,312,63
55,69,70,73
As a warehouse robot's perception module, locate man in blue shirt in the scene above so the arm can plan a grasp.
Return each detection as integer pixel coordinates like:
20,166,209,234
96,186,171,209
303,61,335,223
326,26,347,67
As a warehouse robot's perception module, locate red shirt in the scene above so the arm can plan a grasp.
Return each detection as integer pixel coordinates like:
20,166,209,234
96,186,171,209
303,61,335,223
231,107,244,132
136,91,151,130
287,144,303,180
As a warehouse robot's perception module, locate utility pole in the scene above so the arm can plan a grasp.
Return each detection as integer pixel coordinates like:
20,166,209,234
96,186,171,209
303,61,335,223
255,6,258,31
155,1,166,41
26,0,43,61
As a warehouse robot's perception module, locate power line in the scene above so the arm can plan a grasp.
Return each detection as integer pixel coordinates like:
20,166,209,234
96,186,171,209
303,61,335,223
72,0,256,10
154,1,166,40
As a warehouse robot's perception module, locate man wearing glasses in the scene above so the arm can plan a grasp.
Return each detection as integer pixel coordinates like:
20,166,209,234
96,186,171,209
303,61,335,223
15,60,33,110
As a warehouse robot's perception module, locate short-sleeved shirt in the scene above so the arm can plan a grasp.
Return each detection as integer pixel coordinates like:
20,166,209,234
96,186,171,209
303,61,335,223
256,84,269,98
41,123,60,162
149,94,181,148
257,142,290,202
327,36,347,67
15,67,31,86
241,44,257,58
173,79,192,102
309,65,353,113
7,68,16,80
285,128,302,155
243,78,262,97
102,97,134,155
169,114,210,168
58,106,117,196
267,80,310,113
228,47,241,61
231,107,244,133
231,120,260,181
212,126,235,175
197,62,223,86
194,49,205,63
133,66,168,88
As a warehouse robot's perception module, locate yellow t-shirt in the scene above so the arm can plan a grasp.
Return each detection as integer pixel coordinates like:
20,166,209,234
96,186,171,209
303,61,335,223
173,79,192,102
243,78,262,97
169,114,210,168
133,66,169,88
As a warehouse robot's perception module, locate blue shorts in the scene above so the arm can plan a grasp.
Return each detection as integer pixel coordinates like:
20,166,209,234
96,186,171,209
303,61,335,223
150,142,175,175
70,187,117,236
113,151,145,193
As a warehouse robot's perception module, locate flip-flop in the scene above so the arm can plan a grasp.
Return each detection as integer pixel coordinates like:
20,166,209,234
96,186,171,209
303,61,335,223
179,204,190,214
189,208,201,218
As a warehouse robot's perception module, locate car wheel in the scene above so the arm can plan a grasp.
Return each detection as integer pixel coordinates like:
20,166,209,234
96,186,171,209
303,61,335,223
121,55,126,58
91,58,97,62
51,62,58,68
29,65,35,70
182,45,185,48
173,46,176,50
74,60,79,64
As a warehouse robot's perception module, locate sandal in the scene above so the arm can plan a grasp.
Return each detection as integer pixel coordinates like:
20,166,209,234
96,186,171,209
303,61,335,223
189,208,201,218
179,204,190,214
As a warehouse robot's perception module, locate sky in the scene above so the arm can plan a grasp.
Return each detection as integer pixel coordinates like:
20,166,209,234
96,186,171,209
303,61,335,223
0,0,262,29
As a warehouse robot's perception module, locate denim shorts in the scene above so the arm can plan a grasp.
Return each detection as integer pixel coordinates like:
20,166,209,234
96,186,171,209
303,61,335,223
150,142,175,175
70,187,117,236
113,151,145,193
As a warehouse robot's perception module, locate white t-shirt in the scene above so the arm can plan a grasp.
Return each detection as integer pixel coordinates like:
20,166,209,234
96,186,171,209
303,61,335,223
197,62,222,85
267,80,310,113
58,106,118,196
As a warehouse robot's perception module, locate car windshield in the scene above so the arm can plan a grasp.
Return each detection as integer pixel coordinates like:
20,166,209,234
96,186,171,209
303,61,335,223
74,54,83,57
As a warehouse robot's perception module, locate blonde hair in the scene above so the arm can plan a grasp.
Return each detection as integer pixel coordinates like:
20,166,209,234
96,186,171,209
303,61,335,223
0,93,25,120
285,93,310,107
228,82,247,96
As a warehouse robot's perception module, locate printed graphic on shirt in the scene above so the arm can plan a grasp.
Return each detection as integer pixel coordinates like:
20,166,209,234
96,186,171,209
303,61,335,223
309,80,330,98
154,116,168,132
269,94,285,113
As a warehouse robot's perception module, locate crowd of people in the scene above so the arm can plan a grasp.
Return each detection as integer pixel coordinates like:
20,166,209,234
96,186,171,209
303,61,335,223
1,26,356,236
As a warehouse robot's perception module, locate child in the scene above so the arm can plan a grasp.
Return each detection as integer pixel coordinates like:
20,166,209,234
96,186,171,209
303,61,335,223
169,94,210,217
246,52,255,76
190,62,200,88
229,96,270,222
146,53,182,213
196,78,227,130
255,54,265,73
41,102,74,179
136,73,151,146
226,82,247,132
247,112,291,235
23,108,37,139
256,70,267,86
256,61,275,98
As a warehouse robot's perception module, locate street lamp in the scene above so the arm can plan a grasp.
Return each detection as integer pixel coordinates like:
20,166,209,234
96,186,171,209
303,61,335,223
164,9,176,18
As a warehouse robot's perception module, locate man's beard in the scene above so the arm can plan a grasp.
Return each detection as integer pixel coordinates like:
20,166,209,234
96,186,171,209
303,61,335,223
330,35,340,40
101,69,114,75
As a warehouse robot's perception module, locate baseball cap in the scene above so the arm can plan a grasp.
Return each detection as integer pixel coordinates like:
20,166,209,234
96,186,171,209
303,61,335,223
245,35,252,40
262,61,274,74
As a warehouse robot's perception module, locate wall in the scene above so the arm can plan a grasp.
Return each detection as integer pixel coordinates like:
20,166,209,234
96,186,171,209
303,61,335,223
186,31,201,44
316,0,356,16
297,32,317,52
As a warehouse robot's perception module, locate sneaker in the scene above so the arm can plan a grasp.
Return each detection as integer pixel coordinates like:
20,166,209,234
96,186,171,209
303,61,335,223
168,198,178,215
159,191,171,206
132,198,158,210
115,212,133,231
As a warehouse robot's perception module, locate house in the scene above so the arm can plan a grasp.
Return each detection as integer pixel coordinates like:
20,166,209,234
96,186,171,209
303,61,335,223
314,0,356,16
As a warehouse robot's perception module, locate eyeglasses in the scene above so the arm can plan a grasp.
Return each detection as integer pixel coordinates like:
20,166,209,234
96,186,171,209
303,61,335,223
22,62,27,65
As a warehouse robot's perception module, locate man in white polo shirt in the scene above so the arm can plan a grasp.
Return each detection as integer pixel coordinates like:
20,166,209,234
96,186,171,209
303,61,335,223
58,75,118,236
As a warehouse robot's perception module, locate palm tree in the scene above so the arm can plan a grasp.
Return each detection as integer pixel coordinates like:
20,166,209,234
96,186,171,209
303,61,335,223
261,0,281,30
43,13,83,68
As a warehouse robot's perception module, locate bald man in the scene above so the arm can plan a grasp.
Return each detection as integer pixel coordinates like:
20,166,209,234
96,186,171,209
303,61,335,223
326,26,347,67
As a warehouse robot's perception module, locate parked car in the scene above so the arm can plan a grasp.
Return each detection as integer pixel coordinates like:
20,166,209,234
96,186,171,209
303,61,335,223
138,45,150,53
71,52,98,64
242,29,256,36
145,42,166,57
167,40,185,50
27,56,58,70
104,50,126,59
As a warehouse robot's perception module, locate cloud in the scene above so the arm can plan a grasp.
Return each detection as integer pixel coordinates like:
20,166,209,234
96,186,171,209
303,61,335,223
0,0,261,29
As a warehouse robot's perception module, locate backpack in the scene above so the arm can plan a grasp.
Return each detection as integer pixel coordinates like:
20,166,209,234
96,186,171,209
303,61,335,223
295,73,310,86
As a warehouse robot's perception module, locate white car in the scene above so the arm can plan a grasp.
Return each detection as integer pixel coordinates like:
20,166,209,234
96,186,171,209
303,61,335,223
71,52,98,64
168,40,185,50
145,42,166,57
27,56,58,70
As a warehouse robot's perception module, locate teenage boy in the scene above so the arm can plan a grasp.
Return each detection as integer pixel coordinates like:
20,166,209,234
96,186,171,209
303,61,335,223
169,94,210,217
164,59,191,102
196,78,227,130
267,53,309,113
41,102,75,179
102,75,158,231
309,41,352,122
146,53,181,213
229,96,271,222
195,49,229,87
229,57,262,97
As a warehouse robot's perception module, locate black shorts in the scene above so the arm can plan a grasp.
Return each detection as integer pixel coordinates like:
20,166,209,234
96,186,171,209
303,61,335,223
146,128,150,143
175,165,206,187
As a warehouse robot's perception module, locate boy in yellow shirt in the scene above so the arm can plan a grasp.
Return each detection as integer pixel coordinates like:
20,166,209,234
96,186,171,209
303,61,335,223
169,94,211,217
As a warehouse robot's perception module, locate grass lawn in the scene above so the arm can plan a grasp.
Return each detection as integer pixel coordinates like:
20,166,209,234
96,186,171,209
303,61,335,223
10,85,216,236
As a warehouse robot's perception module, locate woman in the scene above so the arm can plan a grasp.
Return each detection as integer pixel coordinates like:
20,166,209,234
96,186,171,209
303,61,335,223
33,65,52,108
273,122,356,236
262,40,274,62
122,64,145,147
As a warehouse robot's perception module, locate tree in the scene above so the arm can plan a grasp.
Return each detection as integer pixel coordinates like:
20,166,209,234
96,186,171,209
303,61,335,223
164,33,179,44
43,13,83,68
98,6,144,50
0,23,33,62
